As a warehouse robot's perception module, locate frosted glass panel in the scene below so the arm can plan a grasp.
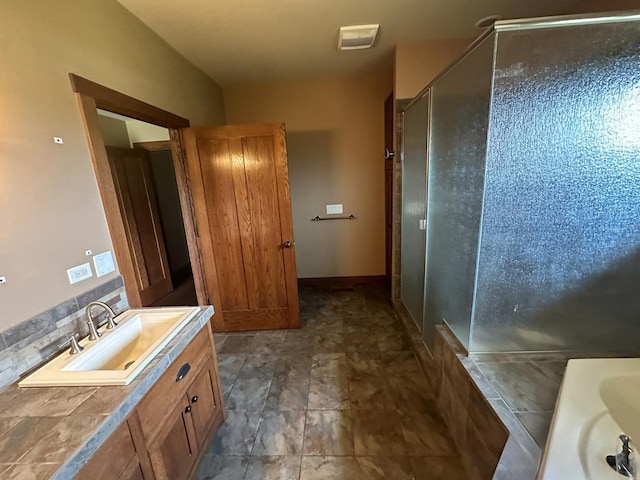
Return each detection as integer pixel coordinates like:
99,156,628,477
471,22,640,352
424,37,494,350
401,95,429,330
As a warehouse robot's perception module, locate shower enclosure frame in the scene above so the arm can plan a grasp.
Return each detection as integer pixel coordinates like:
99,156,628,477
399,10,640,354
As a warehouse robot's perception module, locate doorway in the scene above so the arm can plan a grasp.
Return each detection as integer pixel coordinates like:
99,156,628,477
70,74,210,311
134,141,197,306
96,110,197,307
71,74,300,332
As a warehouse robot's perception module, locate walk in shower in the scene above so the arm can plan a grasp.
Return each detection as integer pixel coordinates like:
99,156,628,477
400,12,640,353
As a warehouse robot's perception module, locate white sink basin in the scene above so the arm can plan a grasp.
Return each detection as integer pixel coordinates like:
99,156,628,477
539,358,640,480
19,307,201,387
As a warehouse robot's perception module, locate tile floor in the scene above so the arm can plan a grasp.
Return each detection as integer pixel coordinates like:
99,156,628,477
195,286,467,480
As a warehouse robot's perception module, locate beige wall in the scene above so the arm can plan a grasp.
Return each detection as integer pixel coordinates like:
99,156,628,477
0,0,225,331
98,115,131,148
567,0,640,13
126,121,170,144
394,39,472,100
224,73,393,278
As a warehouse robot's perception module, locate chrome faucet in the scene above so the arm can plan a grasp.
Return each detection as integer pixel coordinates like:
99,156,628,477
607,434,635,477
85,301,118,341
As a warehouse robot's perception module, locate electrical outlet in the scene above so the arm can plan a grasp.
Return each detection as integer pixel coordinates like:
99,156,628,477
67,263,93,284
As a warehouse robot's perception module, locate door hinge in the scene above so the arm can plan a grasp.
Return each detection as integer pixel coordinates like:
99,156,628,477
182,148,187,159
194,224,199,238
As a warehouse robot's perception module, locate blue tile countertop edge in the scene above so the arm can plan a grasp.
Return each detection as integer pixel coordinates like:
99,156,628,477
36,305,213,480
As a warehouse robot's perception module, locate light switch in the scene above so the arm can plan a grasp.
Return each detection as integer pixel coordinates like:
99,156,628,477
93,251,116,277
326,204,343,215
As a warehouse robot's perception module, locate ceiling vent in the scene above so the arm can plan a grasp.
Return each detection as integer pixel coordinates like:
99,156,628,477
338,24,380,51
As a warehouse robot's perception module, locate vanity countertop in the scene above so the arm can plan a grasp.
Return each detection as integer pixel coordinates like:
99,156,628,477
0,305,214,480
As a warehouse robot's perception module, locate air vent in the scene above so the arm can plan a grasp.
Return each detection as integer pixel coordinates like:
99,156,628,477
338,24,380,51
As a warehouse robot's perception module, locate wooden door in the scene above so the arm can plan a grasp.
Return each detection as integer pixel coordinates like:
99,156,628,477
107,147,173,305
182,124,300,331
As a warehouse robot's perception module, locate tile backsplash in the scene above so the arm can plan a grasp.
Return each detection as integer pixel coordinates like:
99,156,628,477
0,277,128,389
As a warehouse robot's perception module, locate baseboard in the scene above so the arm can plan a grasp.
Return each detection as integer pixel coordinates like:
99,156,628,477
297,275,387,290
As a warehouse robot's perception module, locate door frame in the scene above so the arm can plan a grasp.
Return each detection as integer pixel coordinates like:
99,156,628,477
383,92,394,291
69,74,210,309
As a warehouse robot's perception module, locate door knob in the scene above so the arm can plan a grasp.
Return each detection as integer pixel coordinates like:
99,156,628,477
191,395,198,403
283,241,293,248
184,405,192,414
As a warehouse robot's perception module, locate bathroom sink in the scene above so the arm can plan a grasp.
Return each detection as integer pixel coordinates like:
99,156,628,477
539,359,640,480
19,307,201,387
600,376,640,445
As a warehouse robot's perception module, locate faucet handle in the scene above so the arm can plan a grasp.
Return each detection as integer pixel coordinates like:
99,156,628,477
58,334,84,355
620,435,632,451
69,334,84,355
105,315,118,330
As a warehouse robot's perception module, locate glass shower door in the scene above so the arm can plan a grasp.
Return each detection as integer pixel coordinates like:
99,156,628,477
423,36,494,350
401,94,429,332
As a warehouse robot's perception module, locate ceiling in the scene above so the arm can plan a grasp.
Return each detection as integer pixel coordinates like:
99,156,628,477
117,0,579,86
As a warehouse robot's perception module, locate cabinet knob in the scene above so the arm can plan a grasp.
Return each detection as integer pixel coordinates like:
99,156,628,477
191,395,199,403
184,405,192,414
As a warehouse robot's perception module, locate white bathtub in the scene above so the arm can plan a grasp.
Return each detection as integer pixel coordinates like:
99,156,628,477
538,358,640,479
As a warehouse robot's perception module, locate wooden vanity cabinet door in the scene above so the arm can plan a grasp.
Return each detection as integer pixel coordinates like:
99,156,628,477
187,361,218,449
137,328,210,441
147,406,197,480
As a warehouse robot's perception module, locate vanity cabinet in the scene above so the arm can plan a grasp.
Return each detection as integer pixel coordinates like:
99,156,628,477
147,406,197,480
188,364,218,448
75,420,145,480
146,364,219,479
139,326,225,480
74,324,225,480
